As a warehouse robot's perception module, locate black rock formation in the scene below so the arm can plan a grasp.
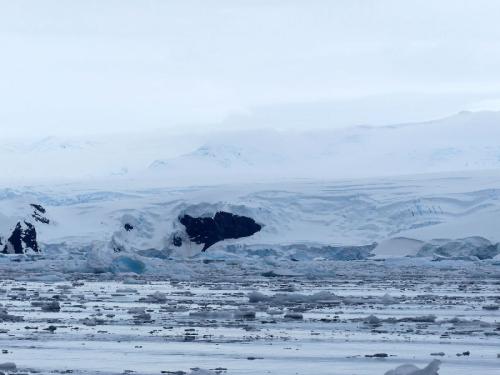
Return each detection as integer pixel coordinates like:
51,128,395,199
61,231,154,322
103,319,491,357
5,223,23,254
172,235,183,247
179,211,262,251
31,203,50,224
30,204,46,214
2,221,40,254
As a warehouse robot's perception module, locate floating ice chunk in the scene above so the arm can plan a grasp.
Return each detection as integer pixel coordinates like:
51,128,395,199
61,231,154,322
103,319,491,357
127,306,151,321
248,291,268,303
189,310,233,320
41,301,61,312
142,291,167,303
116,288,138,294
0,307,23,322
123,278,147,285
430,352,445,357
133,312,152,321
398,315,436,323
128,307,146,314
364,314,381,325
25,274,66,282
266,308,284,315
284,312,303,320
234,308,256,320
0,362,16,371
188,369,216,375
380,293,398,305
384,359,441,375
482,304,499,311
56,284,72,291
248,291,338,304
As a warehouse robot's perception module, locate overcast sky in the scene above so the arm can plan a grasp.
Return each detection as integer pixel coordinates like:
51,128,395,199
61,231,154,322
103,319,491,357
2,0,500,137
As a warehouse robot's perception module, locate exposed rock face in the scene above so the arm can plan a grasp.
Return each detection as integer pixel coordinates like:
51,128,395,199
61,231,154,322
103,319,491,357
30,204,46,214
31,203,50,224
172,234,183,247
179,211,262,251
2,221,40,254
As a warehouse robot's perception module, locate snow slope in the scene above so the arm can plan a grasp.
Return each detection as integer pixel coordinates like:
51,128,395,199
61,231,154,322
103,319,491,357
3,110,500,185
147,110,500,183
1,111,500,274
0,171,499,276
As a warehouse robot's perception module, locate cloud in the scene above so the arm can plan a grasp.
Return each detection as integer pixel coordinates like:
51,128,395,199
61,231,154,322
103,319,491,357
1,0,500,136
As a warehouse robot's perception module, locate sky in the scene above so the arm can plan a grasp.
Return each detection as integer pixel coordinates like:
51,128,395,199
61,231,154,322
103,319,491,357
1,0,500,137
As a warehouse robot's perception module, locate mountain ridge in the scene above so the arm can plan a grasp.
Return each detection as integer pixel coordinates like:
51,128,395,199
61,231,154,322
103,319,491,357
2,110,500,185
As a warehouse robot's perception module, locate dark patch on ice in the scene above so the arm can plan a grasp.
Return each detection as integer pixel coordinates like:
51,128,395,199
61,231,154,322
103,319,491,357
179,211,262,251
124,223,134,232
2,221,40,254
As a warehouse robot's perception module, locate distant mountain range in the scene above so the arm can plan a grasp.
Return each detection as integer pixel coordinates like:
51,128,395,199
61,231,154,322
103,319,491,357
2,110,500,185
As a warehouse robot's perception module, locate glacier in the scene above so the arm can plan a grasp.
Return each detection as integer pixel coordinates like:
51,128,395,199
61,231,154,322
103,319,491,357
0,171,500,279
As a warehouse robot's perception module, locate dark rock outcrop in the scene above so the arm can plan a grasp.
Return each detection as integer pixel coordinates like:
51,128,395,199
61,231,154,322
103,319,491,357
172,234,183,247
30,204,46,214
31,203,50,224
179,211,262,251
2,221,40,254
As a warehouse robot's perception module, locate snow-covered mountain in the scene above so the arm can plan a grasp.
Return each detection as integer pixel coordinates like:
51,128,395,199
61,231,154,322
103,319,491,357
151,110,500,181
2,110,500,185
0,202,50,254
0,171,500,278
1,111,500,277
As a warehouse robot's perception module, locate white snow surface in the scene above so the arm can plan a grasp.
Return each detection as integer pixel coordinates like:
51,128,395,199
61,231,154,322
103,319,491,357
0,170,500,276
3,110,500,185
